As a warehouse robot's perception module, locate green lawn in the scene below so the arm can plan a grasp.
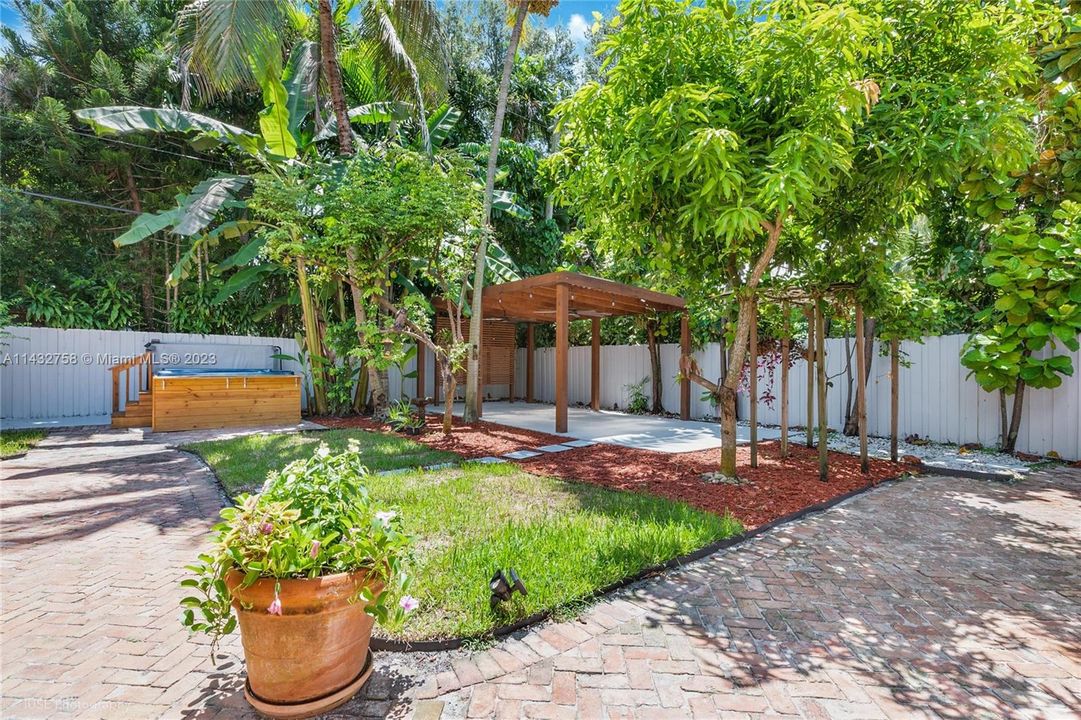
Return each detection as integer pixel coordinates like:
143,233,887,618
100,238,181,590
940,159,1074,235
189,429,742,641
184,429,458,495
0,429,47,458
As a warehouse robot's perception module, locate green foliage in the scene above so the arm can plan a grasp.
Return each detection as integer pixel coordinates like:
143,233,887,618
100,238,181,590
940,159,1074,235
0,430,48,458
180,443,414,644
548,0,884,298
962,204,1081,392
189,436,743,641
387,399,425,432
624,378,649,415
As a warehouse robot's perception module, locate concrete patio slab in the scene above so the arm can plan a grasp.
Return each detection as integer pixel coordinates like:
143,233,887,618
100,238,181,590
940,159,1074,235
431,401,781,453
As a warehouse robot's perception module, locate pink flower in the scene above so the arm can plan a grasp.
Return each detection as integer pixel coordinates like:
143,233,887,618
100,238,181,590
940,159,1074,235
267,596,283,616
399,595,419,613
259,522,274,535
309,540,320,559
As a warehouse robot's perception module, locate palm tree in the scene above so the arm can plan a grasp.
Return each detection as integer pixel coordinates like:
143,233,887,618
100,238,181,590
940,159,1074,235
353,0,448,154
464,0,555,422
175,0,447,155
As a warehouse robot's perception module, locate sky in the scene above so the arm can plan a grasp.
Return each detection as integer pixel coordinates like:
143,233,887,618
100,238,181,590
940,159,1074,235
0,0,620,48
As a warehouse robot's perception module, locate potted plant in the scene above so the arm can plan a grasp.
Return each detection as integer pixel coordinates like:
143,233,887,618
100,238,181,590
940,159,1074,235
181,442,416,718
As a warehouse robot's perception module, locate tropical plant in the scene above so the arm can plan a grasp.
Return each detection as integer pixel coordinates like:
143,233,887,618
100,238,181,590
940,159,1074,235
180,443,414,648
962,205,1081,452
386,399,424,433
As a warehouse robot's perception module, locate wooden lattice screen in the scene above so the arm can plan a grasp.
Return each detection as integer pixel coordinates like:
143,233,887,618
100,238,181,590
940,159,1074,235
433,317,517,401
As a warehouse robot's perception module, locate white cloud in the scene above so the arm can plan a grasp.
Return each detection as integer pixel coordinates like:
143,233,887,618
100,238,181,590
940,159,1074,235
568,13,590,47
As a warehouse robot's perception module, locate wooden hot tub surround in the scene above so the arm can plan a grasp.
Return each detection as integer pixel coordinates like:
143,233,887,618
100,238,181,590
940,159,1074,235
151,373,301,432
108,356,302,432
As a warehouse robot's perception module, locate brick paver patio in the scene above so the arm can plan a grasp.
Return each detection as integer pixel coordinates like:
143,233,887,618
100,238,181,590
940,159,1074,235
2,428,1078,719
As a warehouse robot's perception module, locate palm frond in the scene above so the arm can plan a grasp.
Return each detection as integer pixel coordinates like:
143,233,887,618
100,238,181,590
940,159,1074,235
175,0,289,97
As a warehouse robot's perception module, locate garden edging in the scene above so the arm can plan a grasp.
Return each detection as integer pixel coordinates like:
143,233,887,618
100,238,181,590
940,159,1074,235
372,469,919,654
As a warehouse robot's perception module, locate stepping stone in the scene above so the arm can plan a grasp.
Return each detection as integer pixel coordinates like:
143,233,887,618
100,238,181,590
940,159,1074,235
378,467,413,476
423,462,457,471
563,440,596,448
471,456,507,464
504,450,542,460
536,444,575,453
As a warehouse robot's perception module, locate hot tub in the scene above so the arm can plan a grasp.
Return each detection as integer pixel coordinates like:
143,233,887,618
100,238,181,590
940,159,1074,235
151,369,302,432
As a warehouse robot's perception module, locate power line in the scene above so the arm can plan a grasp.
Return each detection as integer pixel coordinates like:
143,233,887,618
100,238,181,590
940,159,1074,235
1,111,237,168
4,187,140,214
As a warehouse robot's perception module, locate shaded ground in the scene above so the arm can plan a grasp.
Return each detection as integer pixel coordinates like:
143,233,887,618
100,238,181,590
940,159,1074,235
420,466,1081,719
3,428,1078,719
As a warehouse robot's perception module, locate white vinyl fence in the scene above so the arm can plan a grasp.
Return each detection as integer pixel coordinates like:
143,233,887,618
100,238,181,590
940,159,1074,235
502,333,1080,460
1,327,306,423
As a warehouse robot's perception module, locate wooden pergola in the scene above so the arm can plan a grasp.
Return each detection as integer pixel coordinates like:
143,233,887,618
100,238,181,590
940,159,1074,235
477,271,690,433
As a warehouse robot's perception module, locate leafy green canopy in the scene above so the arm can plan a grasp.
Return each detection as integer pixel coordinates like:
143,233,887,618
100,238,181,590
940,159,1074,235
547,0,882,291
962,203,1081,391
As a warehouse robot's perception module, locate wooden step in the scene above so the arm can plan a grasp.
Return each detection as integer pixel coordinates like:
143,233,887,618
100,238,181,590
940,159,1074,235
111,412,151,429
121,402,151,417
111,396,152,428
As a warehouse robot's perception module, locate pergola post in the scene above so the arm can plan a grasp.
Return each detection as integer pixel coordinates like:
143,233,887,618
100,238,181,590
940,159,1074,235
556,283,569,433
416,341,425,402
890,338,899,462
591,317,601,411
780,302,789,458
526,323,535,403
806,304,815,448
815,299,828,481
680,311,691,420
749,300,758,468
508,324,516,403
855,304,869,473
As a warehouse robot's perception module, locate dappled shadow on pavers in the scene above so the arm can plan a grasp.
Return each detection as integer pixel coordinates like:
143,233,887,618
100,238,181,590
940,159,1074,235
611,469,1081,718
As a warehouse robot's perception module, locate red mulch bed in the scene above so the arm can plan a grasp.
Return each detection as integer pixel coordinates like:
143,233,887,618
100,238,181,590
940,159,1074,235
311,415,909,529
518,441,907,529
311,415,568,459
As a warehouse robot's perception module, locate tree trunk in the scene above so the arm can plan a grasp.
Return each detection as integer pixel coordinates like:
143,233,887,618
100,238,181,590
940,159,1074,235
124,165,154,329
815,300,829,481
463,0,529,423
544,127,560,221
318,0,353,156
296,257,329,415
345,248,387,416
1005,378,1026,454
999,389,1009,449
405,54,432,154
646,319,663,414
842,332,857,435
442,372,456,435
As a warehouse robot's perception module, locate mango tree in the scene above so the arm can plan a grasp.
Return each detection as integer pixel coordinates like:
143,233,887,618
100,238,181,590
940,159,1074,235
547,0,886,477
548,0,1038,477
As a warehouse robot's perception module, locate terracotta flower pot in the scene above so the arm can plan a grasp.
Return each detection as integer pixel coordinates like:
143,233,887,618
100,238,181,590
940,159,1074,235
225,569,383,718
